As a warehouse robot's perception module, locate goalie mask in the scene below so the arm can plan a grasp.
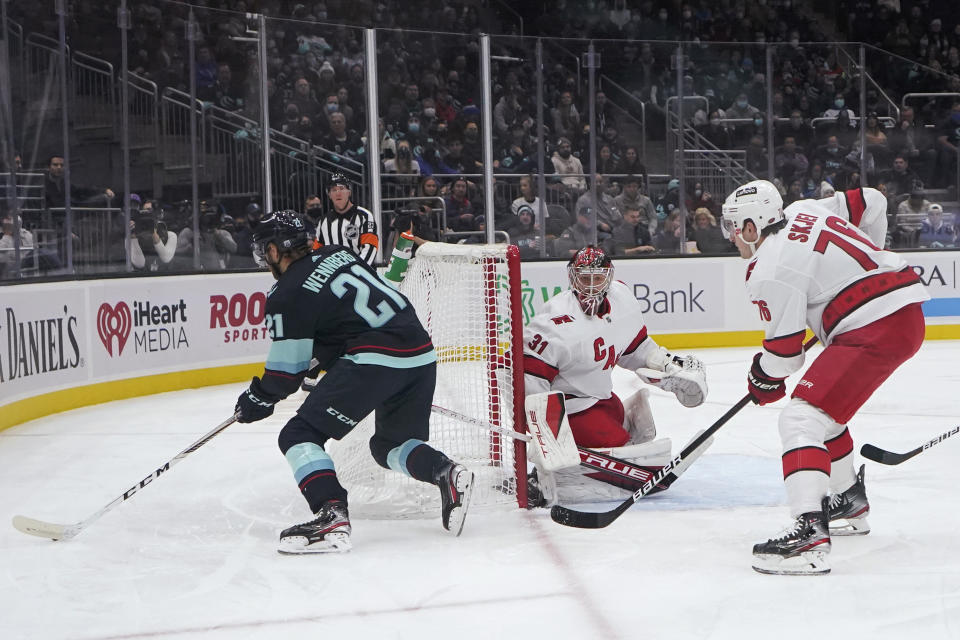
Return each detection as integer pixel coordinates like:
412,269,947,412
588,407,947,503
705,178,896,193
568,246,614,316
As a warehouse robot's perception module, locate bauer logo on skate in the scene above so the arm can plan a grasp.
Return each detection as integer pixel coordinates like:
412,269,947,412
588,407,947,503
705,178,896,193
96,299,189,357
209,293,269,343
0,305,82,384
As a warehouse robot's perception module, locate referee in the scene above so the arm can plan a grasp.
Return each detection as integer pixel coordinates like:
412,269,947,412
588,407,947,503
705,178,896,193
316,172,379,266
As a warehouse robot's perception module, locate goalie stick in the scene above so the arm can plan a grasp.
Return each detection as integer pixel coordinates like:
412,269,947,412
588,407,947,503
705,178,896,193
860,425,959,465
12,414,238,541
551,337,819,529
550,396,752,529
432,404,667,482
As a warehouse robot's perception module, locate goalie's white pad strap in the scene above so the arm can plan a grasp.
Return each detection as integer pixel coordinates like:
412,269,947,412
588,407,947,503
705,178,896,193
524,391,580,472
635,366,708,408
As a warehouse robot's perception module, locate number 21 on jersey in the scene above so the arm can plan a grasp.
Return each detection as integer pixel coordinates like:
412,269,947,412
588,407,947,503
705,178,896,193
331,265,408,328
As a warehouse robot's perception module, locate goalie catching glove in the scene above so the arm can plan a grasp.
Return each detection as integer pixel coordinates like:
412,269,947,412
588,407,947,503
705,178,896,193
235,376,277,423
635,347,708,408
746,352,786,405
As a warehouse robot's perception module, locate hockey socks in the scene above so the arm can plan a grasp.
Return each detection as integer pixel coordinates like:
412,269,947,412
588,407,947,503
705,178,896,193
283,442,349,512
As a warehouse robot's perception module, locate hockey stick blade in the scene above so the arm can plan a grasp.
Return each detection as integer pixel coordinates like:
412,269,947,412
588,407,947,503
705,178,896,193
11,515,77,541
12,414,238,541
860,425,960,465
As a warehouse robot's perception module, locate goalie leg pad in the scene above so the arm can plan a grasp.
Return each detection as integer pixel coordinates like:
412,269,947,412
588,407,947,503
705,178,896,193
524,392,581,471
541,438,675,505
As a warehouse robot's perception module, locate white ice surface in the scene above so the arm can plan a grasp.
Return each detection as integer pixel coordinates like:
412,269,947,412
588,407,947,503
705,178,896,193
2,342,960,640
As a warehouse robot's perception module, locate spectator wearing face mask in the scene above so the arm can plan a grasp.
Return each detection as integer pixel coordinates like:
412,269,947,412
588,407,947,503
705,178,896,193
822,93,857,125
725,93,760,121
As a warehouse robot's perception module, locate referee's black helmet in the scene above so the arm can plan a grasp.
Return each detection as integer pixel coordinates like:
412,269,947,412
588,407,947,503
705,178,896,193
328,172,351,190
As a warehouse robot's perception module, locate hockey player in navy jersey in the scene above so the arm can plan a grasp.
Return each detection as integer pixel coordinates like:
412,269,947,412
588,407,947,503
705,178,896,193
234,211,473,554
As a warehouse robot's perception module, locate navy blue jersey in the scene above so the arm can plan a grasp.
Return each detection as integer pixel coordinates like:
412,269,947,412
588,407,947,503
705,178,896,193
257,245,434,401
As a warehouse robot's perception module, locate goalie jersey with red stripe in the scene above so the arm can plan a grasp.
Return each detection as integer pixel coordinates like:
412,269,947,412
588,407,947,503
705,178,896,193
747,210,928,379
523,281,659,414
785,187,888,249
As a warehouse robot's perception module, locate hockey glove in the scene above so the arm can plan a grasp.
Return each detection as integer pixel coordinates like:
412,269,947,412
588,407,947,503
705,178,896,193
746,353,786,405
235,376,276,423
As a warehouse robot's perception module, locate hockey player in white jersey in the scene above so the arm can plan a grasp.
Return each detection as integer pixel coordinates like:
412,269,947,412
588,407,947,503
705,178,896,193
721,180,929,575
523,246,708,505
786,186,889,249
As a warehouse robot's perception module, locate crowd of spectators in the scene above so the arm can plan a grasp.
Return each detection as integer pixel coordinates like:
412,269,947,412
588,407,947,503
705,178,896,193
5,0,960,278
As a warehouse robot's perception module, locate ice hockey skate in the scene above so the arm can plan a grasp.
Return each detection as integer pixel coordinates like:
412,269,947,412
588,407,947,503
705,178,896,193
526,469,548,509
435,460,474,536
828,464,870,536
752,497,831,575
278,500,352,554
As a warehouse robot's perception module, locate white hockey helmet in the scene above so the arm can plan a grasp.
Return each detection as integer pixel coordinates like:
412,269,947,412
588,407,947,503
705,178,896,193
720,180,785,241
568,245,614,316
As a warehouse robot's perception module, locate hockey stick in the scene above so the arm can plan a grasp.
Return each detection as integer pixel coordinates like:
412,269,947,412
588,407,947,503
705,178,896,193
550,395,752,529
12,413,238,541
551,337,819,529
860,425,959,465
432,403,667,481
431,404,532,442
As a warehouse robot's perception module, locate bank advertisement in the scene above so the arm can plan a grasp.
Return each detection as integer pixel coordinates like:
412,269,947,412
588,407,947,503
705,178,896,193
519,256,747,333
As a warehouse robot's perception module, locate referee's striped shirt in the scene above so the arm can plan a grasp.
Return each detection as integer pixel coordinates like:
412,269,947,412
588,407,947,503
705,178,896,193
315,204,379,265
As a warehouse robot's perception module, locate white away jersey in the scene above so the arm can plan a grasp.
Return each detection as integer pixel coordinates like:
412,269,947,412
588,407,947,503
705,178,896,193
523,281,658,414
746,210,928,378
785,187,888,248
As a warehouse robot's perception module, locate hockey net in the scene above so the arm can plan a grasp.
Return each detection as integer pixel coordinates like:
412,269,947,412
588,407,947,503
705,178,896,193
324,242,527,518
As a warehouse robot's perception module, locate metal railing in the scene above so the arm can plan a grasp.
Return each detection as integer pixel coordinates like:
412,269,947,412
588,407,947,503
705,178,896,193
71,51,115,138
24,32,66,110
160,87,206,171
5,19,24,92
206,107,263,201
125,72,159,152
836,46,900,120
901,92,960,109
599,74,647,167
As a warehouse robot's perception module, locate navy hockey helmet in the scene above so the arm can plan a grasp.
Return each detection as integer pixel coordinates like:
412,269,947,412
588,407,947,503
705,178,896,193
567,245,614,316
251,210,311,267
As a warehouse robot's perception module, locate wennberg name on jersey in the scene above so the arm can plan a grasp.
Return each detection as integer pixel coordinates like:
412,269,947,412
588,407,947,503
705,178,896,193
263,246,434,382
